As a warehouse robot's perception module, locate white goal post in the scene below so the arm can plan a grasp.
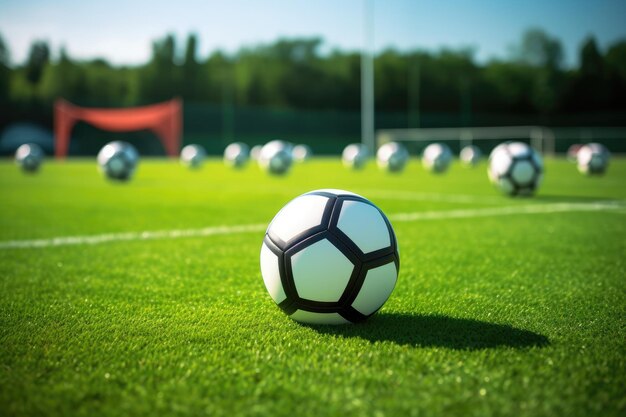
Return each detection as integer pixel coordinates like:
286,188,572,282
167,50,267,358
375,126,626,156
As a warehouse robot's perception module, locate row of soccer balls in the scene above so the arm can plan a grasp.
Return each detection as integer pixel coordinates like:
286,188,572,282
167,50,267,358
15,140,609,193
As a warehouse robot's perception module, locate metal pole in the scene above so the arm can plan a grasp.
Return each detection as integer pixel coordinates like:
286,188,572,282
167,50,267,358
361,0,375,152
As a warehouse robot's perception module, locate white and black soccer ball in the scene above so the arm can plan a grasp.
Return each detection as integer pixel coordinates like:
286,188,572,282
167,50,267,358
460,145,482,167
292,144,312,162
377,142,409,173
15,143,44,173
180,144,207,169
97,141,139,181
224,142,250,169
422,143,453,173
260,189,399,325
342,144,369,170
258,140,293,175
576,143,610,175
488,141,543,196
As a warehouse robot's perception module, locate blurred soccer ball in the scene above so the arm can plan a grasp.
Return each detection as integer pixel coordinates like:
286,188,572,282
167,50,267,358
258,140,293,175
97,141,139,181
250,145,263,161
292,144,312,162
576,143,609,175
488,142,543,196
180,144,207,169
342,144,369,170
260,189,399,325
224,142,250,169
422,143,453,173
377,142,409,173
460,145,482,167
15,143,44,173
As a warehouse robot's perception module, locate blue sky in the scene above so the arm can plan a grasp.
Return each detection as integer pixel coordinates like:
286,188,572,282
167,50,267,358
1,0,625,67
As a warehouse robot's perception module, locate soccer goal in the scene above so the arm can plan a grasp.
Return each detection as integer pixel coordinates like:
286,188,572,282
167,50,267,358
376,126,556,156
376,126,626,156
54,99,182,158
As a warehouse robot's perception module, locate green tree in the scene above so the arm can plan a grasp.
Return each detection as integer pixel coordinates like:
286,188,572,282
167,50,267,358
605,40,626,109
139,34,178,102
182,33,199,100
25,40,50,85
580,37,604,77
0,33,10,103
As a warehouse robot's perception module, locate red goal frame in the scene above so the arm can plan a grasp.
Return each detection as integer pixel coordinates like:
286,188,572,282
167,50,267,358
54,98,182,158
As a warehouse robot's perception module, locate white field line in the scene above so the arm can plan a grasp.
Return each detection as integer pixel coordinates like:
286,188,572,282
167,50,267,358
388,201,624,222
363,189,505,204
0,202,623,250
0,224,267,250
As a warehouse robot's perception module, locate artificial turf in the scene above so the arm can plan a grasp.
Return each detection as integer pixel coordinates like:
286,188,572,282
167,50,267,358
0,157,624,417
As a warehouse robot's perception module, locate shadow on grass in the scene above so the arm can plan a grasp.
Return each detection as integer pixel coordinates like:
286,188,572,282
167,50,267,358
309,313,549,350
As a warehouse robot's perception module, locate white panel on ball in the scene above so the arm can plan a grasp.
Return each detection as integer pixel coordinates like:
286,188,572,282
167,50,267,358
109,158,125,175
337,201,390,254
260,244,286,304
490,152,512,176
510,160,535,184
498,177,514,194
506,142,532,157
268,195,329,242
351,262,397,316
290,310,350,325
291,239,354,302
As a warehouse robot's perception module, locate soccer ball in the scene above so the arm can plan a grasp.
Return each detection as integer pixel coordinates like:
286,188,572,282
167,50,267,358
377,142,409,173
180,144,207,169
15,143,44,173
224,142,250,169
422,143,453,173
292,144,312,162
260,189,399,325
342,144,369,170
258,140,293,175
460,145,482,166
250,145,263,161
576,143,609,175
488,142,543,196
97,141,139,181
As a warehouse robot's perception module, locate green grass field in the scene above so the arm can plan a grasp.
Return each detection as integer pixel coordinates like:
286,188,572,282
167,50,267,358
1,157,625,417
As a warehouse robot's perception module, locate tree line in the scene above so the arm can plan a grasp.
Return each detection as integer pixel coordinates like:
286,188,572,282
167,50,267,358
1,28,625,130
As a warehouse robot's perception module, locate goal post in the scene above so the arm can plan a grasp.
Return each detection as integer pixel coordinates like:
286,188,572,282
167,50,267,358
54,98,182,158
376,126,556,156
377,125,626,156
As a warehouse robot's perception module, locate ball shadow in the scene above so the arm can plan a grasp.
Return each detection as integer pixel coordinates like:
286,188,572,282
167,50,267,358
308,313,549,350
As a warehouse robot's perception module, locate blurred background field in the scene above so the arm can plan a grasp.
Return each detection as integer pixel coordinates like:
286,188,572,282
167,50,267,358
1,1,626,156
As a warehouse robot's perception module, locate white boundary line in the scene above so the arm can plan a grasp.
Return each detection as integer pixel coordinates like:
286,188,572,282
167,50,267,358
0,224,267,250
363,189,505,204
0,201,623,250
388,201,624,222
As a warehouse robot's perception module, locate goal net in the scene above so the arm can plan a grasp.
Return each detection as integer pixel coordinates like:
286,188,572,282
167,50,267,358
54,99,182,158
376,126,626,156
